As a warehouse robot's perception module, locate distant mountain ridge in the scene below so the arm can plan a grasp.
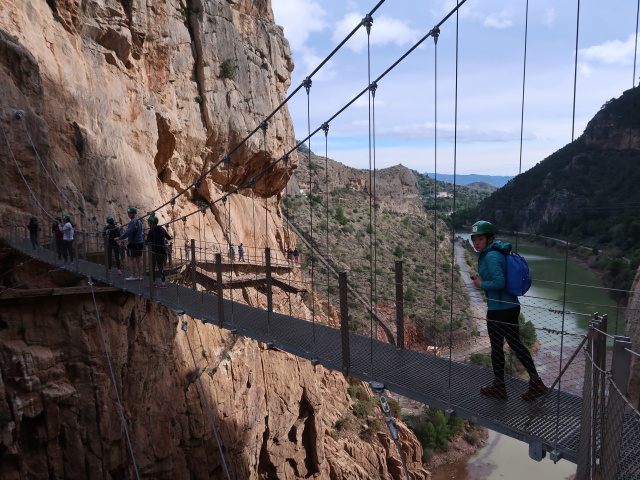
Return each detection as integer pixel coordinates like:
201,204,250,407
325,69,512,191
425,173,514,188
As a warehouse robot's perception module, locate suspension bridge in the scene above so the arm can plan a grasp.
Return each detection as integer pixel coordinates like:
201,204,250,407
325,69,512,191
2,0,640,478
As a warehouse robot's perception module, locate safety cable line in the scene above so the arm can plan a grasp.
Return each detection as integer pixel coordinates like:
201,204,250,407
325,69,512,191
515,0,529,252
128,0,466,235
625,347,640,359
1,114,55,223
303,78,317,352
0,267,62,294
555,0,582,449
365,13,375,380
87,278,141,480
140,2,469,236
177,313,231,480
322,123,330,324
446,3,460,407
17,114,100,229
0,257,34,279
128,0,389,223
432,27,440,352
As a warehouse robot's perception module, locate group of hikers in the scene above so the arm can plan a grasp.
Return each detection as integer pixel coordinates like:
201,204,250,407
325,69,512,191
285,246,299,264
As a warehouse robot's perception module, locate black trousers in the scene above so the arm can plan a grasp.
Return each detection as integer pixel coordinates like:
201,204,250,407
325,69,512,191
55,237,63,258
487,306,538,381
107,244,121,270
62,240,74,262
151,251,167,282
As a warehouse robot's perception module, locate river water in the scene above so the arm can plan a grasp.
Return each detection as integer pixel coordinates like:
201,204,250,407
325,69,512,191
428,237,622,480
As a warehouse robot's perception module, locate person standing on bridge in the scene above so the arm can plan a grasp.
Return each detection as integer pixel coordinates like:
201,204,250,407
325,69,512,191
61,214,74,264
103,216,122,275
238,243,244,261
118,206,144,281
27,215,40,250
145,216,171,288
470,220,547,401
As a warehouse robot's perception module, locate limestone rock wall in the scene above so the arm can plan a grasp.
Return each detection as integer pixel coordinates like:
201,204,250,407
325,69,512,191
0,0,296,254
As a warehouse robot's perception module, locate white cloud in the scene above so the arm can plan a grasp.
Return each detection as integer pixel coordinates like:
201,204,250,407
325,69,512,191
579,34,637,65
542,7,556,27
483,9,514,29
331,12,422,53
271,0,328,52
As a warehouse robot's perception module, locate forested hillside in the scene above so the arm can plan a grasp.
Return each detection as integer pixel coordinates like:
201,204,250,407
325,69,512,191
456,86,640,297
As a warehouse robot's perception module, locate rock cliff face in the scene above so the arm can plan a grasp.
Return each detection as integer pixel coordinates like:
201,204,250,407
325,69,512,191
0,1,428,478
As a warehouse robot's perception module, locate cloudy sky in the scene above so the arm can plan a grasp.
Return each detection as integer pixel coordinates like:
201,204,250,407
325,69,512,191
271,0,639,176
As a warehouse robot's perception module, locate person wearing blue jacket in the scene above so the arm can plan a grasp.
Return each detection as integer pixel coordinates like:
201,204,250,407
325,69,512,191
470,220,547,401
118,206,144,280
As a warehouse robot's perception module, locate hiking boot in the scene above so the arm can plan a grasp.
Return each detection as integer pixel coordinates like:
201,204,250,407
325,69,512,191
160,283,167,289
117,269,122,275
125,276,136,281
480,381,507,399
521,378,548,401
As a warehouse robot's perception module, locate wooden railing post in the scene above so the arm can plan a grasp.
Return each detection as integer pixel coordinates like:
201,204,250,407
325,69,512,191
339,271,350,375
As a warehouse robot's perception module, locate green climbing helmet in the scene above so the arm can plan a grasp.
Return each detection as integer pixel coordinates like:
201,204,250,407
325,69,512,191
55,216,62,221
106,216,115,224
127,206,137,213
63,214,71,221
148,216,158,224
470,220,495,236
30,214,36,219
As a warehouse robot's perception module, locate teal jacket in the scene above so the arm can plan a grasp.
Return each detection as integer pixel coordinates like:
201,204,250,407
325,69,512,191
478,241,519,311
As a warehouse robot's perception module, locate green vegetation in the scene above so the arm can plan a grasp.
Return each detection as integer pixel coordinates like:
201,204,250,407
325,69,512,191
220,59,238,79
403,406,468,461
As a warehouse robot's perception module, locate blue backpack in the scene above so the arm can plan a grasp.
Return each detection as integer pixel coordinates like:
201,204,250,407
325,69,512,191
504,251,532,296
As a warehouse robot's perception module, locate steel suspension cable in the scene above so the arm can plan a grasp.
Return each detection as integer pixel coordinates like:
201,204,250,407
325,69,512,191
303,77,317,353
322,123,330,321
554,0,582,449
17,114,100,229
365,14,376,378
177,313,231,480
1,113,54,223
515,0,530,253
135,1,389,221
432,28,440,349
447,5,460,406
126,1,470,239
87,278,141,480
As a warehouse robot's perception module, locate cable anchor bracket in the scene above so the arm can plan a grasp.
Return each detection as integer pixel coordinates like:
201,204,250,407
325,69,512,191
302,77,312,94
362,14,373,35
430,26,441,45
